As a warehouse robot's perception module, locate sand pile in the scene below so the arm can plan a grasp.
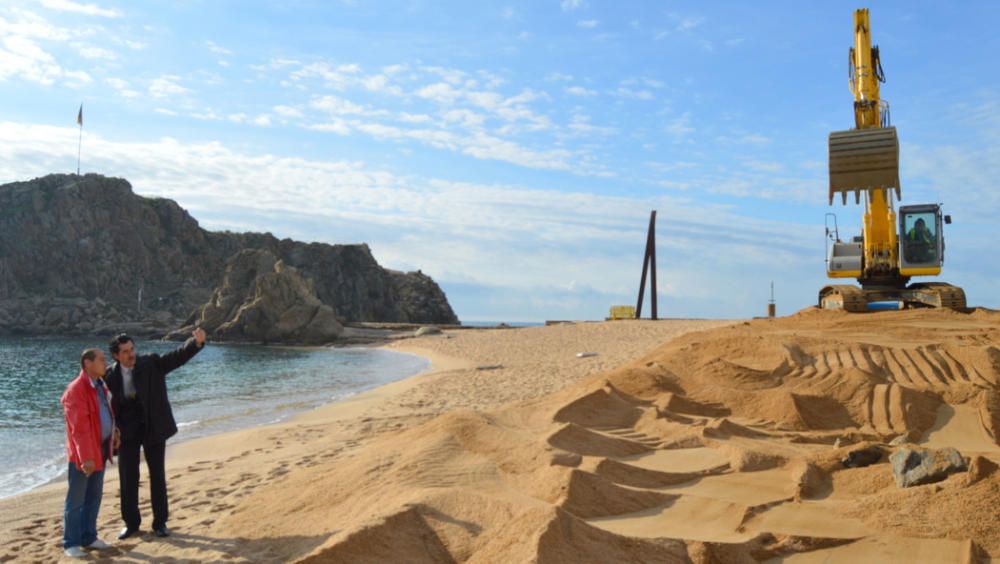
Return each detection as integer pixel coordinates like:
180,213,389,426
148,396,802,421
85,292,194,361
269,308,1000,562
3,311,1000,562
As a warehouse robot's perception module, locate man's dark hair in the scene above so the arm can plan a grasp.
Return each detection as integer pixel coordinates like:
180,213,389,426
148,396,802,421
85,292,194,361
80,348,101,369
109,333,134,355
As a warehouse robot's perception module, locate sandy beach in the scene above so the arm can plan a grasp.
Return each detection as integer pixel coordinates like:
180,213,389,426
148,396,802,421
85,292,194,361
0,319,726,562
3,312,1000,563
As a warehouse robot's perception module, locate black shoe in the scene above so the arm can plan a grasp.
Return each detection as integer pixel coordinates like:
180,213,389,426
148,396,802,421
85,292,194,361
153,526,170,538
118,527,139,540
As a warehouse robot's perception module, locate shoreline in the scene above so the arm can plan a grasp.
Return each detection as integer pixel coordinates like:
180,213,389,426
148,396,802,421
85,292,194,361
2,344,438,502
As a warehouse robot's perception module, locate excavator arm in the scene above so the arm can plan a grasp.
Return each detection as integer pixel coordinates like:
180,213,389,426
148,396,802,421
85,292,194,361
828,8,900,206
828,8,900,281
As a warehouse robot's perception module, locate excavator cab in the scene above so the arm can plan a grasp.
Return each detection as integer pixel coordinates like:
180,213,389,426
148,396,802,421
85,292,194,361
899,204,946,275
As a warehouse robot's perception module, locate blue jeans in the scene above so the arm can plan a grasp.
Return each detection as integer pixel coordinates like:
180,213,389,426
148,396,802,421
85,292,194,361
63,462,104,549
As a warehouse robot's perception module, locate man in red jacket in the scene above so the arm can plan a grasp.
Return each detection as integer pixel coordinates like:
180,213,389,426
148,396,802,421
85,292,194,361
61,348,120,559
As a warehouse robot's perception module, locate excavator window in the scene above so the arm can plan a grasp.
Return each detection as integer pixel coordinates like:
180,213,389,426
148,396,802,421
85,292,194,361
901,212,937,263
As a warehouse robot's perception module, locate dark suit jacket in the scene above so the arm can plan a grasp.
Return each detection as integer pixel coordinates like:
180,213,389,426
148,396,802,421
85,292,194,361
105,338,204,444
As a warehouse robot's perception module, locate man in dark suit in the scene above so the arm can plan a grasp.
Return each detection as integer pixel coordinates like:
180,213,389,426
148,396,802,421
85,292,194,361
105,328,206,540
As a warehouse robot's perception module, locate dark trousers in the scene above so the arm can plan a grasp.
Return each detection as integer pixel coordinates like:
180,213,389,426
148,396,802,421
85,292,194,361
117,435,168,530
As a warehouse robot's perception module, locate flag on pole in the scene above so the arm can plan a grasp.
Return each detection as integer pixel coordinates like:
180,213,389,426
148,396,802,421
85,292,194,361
76,104,83,126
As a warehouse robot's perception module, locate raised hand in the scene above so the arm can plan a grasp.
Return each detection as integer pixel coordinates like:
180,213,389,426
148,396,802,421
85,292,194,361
193,327,207,346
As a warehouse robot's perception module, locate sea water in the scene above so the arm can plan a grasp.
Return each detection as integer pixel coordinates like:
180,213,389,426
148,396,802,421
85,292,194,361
0,335,429,499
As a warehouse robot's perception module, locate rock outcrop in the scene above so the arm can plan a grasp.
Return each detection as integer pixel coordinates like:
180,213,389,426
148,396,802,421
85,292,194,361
170,249,343,344
0,173,458,338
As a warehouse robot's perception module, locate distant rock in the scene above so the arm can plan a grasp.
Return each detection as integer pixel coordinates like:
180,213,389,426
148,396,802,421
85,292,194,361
0,173,459,338
890,446,967,488
414,326,442,336
170,250,343,344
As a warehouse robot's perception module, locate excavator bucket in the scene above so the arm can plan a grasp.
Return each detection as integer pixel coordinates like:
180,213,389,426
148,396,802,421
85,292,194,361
828,126,901,204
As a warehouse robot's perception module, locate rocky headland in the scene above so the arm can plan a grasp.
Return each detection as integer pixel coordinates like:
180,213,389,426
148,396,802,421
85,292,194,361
0,173,458,342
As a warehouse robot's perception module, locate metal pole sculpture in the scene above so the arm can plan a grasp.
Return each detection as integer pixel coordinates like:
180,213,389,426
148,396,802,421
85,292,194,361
635,210,658,320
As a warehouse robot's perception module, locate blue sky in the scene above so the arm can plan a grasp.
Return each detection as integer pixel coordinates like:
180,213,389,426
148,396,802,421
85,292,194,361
1,1,998,322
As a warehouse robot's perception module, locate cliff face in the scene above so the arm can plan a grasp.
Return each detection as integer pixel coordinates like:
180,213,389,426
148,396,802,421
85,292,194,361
0,173,458,337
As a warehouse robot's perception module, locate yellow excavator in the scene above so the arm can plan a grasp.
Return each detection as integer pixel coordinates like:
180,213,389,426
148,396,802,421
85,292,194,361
819,8,966,312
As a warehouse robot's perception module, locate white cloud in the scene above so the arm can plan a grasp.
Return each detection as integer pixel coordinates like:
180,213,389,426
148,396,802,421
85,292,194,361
561,0,586,11
415,82,462,104
568,114,614,135
0,11,75,41
307,120,351,135
74,43,116,60
646,160,698,173
613,87,654,100
121,39,145,49
665,113,695,139
477,70,504,89
577,19,599,29
421,66,466,85
566,85,597,96
148,75,190,98
253,114,271,126
716,132,771,145
674,15,703,32
191,110,223,121
0,35,90,86
38,0,122,18
205,40,233,56
273,105,303,119
311,94,366,115
744,160,784,173
442,109,486,128
398,112,432,124
360,74,402,95
106,77,138,98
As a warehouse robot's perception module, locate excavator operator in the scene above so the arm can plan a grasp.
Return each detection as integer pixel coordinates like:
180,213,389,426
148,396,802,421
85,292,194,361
905,218,935,262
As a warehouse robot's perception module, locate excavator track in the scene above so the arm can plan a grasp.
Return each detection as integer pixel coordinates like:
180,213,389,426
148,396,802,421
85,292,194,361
819,285,868,312
906,283,967,310
819,283,967,312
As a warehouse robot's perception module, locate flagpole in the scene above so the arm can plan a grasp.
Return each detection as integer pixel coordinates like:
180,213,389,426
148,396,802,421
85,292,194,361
76,104,83,176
